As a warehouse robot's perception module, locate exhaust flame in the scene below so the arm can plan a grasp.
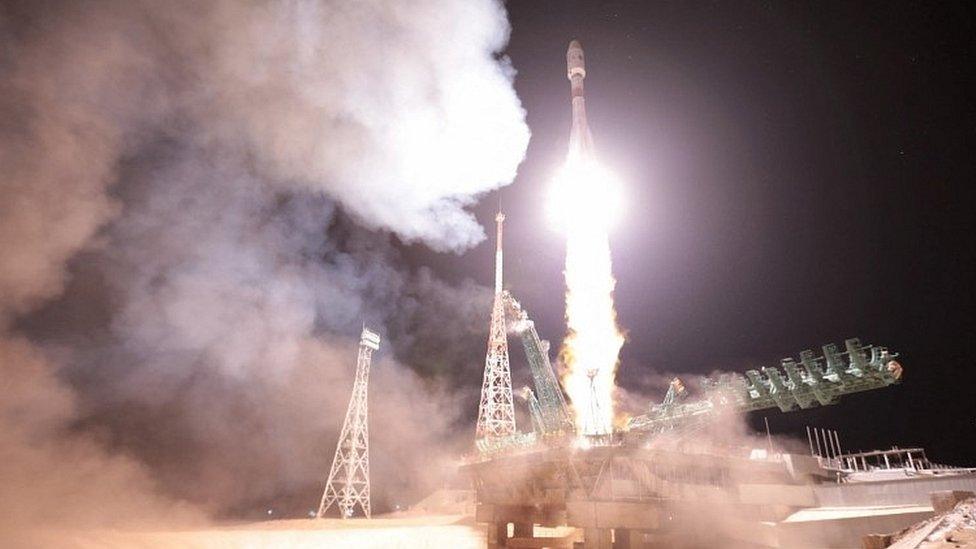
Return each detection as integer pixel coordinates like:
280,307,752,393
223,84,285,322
548,156,625,435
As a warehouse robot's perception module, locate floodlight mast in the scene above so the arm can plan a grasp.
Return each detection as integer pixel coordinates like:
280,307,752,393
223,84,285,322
317,327,380,519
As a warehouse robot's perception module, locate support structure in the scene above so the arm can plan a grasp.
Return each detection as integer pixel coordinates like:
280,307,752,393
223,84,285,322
317,327,381,519
625,338,903,440
584,369,607,436
475,337,902,456
476,212,517,441
505,294,573,436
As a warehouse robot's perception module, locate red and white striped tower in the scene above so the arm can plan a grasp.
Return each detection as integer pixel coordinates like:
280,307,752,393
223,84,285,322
475,211,517,440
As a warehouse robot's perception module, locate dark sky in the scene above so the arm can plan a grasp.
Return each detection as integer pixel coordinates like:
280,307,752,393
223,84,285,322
415,1,976,463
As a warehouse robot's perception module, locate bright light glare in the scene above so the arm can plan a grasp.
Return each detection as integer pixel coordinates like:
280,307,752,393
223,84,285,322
546,158,624,234
548,156,626,436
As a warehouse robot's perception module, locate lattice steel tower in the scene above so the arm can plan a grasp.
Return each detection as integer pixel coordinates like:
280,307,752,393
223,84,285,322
476,212,517,440
317,327,380,519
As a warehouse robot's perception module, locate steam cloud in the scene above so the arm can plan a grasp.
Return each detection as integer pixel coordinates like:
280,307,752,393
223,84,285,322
0,0,527,538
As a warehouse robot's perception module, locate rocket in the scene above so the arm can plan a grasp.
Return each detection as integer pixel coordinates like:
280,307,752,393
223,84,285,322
567,39,594,158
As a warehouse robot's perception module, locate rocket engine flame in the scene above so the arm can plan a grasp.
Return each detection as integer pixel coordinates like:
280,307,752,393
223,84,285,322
549,155,625,436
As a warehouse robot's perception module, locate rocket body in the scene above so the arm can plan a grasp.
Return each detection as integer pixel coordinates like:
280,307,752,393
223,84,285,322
567,40,594,158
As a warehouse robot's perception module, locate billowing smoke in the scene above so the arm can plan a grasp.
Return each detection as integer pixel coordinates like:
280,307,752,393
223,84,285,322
0,0,527,537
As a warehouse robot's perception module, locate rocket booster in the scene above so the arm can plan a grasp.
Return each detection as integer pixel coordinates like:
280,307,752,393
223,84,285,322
567,39,594,157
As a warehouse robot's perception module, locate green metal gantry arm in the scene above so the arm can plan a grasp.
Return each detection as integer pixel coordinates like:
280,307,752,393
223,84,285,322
505,293,575,435
625,338,903,437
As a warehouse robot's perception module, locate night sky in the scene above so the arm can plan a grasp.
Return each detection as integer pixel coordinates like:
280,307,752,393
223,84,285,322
418,2,976,463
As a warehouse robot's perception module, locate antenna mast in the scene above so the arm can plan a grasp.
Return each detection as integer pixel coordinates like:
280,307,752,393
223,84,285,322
476,211,517,440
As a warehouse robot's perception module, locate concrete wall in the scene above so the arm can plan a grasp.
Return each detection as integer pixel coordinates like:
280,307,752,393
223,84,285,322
776,509,933,548
813,473,976,507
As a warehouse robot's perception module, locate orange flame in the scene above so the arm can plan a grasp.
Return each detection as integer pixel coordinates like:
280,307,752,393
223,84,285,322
548,157,625,435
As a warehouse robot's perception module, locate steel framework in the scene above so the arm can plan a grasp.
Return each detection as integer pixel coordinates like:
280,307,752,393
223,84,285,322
505,294,573,435
474,337,902,456
317,327,380,519
476,212,517,440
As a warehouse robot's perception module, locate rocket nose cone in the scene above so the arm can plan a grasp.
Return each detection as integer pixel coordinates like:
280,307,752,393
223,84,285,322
567,39,586,80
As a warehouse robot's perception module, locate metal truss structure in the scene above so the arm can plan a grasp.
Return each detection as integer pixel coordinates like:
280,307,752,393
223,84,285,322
505,294,573,436
475,337,902,456
476,212,517,440
317,327,381,519
625,338,903,438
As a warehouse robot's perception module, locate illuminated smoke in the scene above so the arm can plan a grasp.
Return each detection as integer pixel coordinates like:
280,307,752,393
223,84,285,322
0,0,527,531
548,156,625,435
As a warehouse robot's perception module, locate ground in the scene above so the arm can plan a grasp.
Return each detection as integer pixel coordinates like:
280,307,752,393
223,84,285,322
885,498,976,549
10,515,486,549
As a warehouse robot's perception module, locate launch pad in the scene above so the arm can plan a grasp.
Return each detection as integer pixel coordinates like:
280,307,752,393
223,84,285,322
460,332,968,548
464,438,976,548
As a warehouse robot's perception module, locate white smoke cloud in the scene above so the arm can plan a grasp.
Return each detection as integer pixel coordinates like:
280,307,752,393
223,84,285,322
179,0,529,251
84,148,479,509
0,0,527,536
